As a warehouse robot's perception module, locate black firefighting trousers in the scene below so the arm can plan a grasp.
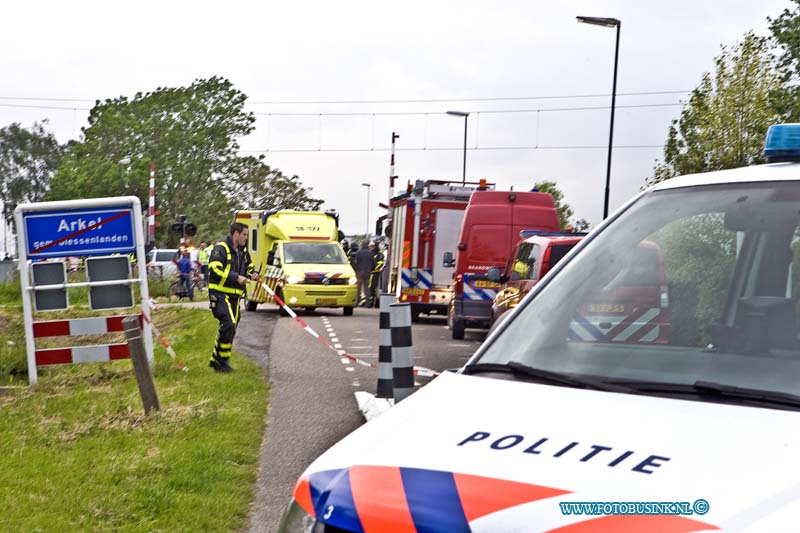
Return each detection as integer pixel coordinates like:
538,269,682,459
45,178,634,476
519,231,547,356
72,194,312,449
209,290,240,362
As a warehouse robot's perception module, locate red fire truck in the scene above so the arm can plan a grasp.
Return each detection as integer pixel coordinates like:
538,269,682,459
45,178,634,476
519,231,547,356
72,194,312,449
384,179,494,321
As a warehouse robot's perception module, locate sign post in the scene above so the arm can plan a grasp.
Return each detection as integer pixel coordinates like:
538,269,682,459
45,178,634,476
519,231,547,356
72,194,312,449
14,196,153,385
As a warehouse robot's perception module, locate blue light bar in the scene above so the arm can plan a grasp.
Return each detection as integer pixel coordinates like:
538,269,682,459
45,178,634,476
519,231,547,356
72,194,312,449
764,123,800,162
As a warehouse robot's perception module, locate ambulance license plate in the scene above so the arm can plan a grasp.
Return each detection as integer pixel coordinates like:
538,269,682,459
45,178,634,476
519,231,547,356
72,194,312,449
316,299,337,305
403,288,426,295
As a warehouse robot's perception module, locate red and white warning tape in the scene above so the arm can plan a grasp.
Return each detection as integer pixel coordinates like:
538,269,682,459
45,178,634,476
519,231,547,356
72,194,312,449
144,299,188,371
259,282,439,377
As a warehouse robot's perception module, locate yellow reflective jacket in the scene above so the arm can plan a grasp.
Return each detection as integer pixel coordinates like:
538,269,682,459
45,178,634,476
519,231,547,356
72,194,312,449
208,237,254,296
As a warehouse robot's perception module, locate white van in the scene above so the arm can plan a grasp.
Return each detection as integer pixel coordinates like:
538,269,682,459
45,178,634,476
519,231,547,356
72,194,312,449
145,248,178,279
279,124,800,532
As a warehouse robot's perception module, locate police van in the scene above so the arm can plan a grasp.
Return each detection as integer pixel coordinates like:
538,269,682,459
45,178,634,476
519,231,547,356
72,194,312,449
279,124,800,532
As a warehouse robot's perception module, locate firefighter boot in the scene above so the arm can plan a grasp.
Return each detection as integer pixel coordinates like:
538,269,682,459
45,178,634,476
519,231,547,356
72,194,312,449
209,354,234,373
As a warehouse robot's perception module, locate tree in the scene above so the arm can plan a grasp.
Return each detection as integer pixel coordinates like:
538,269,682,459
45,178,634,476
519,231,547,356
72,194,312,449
769,1,800,119
226,155,323,211
0,121,66,233
570,218,590,232
647,32,786,186
47,77,256,241
532,180,574,230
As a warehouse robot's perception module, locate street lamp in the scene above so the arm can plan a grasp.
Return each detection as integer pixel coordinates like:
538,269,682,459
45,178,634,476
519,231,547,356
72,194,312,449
361,182,371,236
577,15,620,219
118,157,131,185
446,110,469,185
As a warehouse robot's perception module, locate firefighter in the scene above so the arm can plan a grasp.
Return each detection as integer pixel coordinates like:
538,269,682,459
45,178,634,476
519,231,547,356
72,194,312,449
207,222,259,372
353,240,375,306
368,241,385,307
349,241,359,268
197,240,210,283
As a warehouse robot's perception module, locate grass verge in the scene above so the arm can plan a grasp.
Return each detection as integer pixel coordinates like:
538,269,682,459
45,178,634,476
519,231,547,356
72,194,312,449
0,305,268,532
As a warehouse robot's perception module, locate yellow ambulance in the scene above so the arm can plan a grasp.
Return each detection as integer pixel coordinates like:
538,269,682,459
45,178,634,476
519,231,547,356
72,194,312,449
235,209,358,315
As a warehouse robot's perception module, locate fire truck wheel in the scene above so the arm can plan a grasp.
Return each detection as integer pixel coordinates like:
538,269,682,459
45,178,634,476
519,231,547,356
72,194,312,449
343,306,354,316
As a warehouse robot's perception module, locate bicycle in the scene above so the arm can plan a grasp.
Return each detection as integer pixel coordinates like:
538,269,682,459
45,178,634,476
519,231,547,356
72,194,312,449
168,269,206,300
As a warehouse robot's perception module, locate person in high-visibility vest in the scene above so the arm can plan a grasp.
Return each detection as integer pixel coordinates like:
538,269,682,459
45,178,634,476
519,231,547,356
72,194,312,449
197,241,210,283
207,223,259,372
367,242,385,308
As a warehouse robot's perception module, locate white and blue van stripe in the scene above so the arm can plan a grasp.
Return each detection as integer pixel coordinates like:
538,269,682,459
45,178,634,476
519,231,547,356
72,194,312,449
568,309,662,343
463,284,498,301
568,313,609,341
401,268,434,289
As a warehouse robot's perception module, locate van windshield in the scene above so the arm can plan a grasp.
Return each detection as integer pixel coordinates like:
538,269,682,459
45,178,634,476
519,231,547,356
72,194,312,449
475,182,800,398
283,243,347,264
155,251,177,262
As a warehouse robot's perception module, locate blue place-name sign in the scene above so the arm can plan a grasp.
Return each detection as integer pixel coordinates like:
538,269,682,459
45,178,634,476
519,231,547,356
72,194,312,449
24,206,137,258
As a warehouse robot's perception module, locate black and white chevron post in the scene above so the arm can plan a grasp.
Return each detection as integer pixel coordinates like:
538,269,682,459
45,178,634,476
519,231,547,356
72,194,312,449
390,302,415,402
377,293,395,399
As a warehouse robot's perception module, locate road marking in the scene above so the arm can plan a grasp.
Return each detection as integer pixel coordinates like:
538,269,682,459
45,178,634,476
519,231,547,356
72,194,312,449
334,343,343,349
337,350,346,355
331,337,339,342
345,367,355,372
340,357,351,364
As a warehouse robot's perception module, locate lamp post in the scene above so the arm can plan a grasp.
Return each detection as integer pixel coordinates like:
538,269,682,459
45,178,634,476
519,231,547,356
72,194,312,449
577,15,620,220
118,156,131,186
446,111,469,185
361,182,371,237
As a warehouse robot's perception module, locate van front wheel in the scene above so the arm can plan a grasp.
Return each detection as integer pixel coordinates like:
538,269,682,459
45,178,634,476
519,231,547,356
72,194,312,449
343,306,354,316
451,320,465,340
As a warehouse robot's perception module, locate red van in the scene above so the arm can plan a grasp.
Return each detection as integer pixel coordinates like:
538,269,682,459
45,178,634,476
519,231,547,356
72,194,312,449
490,232,585,327
448,190,559,339
570,240,670,344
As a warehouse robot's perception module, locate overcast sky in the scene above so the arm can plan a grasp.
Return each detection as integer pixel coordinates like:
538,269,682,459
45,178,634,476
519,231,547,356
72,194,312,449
0,0,795,248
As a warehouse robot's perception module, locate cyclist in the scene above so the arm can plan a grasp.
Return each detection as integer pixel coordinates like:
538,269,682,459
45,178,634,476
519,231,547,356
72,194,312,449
177,248,194,301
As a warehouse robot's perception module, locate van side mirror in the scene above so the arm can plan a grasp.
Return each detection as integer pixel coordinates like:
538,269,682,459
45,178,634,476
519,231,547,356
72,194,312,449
443,251,455,268
487,267,504,283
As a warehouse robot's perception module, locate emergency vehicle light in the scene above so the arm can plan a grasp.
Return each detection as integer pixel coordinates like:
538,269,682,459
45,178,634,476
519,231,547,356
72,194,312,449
764,123,800,162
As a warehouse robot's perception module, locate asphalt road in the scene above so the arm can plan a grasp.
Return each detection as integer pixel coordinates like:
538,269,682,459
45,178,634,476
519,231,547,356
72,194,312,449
239,305,487,533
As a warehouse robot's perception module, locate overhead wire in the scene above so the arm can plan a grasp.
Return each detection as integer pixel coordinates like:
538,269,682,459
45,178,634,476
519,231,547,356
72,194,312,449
0,89,691,105
240,144,662,153
0,91,681,154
